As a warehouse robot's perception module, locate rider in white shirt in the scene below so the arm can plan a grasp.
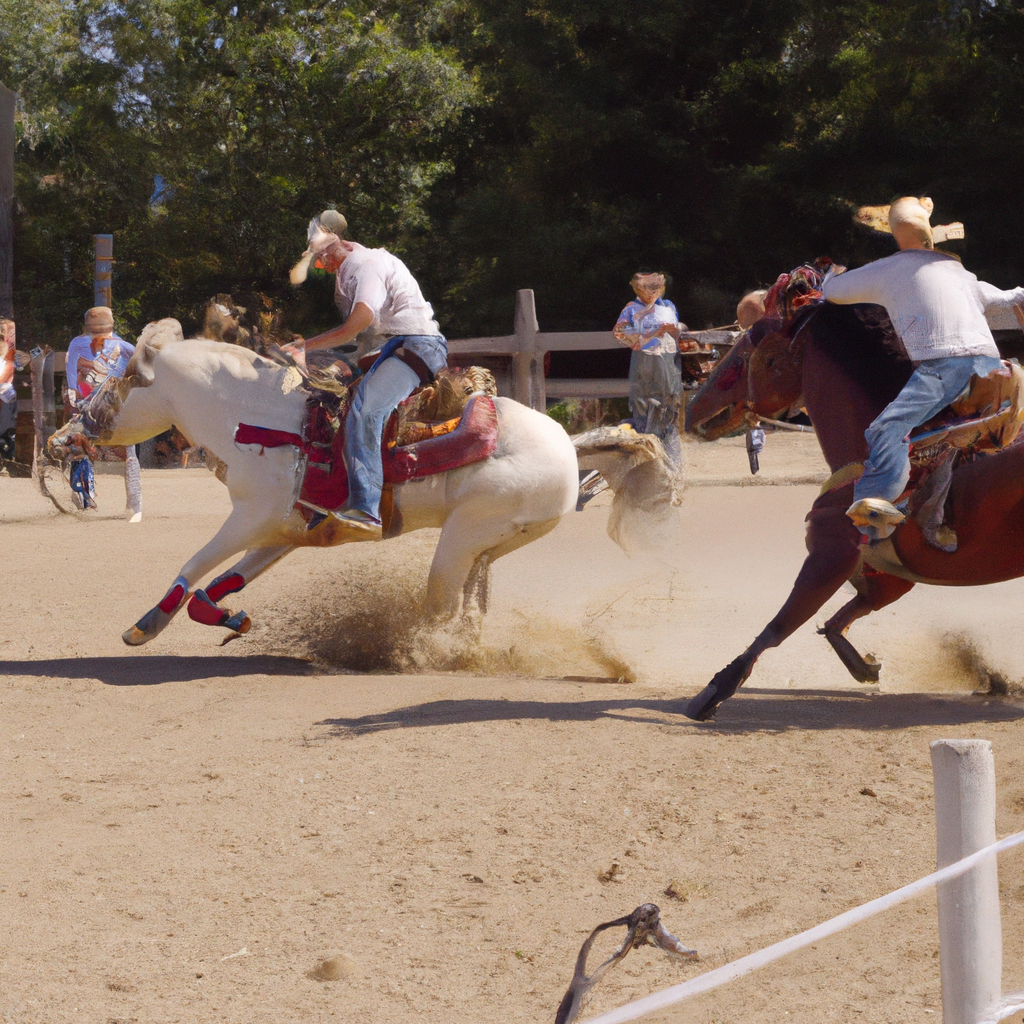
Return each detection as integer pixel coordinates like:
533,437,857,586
823,196,1024,537
289,212,448,538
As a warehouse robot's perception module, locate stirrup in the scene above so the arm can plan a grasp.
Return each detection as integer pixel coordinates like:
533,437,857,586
331,507,383,540
845,497,906,540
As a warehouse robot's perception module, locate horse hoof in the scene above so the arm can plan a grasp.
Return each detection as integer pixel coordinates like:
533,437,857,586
224,610,251,634
122,626,150,646
684,685,721,722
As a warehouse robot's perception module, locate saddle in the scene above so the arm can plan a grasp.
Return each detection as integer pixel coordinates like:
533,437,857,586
233,366,499,539
824,359,1024,552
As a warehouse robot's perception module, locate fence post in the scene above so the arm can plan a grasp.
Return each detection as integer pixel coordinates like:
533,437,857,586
29,344,55,484
0,82,15,321
930,739,1002,1024
512,289,546,412
94,233,113,308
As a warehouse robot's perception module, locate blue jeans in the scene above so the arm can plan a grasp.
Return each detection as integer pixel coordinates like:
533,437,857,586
854,354,1002,502
343,335,448,518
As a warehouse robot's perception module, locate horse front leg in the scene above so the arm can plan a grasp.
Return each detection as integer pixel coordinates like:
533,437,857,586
684,502,863,721
818,570,915,683
122,505,268,646
122,573,193,646
187,545,294,641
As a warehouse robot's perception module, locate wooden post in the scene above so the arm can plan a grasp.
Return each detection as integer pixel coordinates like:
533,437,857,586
29,344,55,483
930,739,1002,1024
0,82,14,321
512,289,546,412
94,233,113,308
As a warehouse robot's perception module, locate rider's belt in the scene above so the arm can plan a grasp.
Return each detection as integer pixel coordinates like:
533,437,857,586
395,347,435,387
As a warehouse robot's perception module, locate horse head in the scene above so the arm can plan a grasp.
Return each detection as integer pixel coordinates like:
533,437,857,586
121,318,183,393
685,261,833,440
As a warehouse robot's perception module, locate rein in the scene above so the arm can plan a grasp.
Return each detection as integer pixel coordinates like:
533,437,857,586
746,412,814,433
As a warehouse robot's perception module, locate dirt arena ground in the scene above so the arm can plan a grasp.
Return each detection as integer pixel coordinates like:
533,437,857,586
2,430,1022,1024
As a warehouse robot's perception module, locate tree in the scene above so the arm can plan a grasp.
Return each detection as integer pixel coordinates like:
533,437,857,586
1,0,474,343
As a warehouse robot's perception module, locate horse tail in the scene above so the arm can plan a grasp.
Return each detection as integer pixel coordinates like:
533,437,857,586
572,425,681,552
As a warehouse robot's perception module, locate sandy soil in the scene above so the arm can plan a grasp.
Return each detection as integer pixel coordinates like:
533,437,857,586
1,430,1022,1024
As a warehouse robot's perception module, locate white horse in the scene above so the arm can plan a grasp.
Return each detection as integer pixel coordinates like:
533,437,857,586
50,321,676,646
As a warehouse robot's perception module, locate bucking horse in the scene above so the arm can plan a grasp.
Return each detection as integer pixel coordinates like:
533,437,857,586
683,260,1024,721
48,319,678,646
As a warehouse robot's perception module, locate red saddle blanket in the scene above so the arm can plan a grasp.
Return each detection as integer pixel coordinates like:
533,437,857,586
233,394,499,513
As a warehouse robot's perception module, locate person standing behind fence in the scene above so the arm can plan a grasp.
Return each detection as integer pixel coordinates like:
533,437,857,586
64,306,142,520
613,272,693,469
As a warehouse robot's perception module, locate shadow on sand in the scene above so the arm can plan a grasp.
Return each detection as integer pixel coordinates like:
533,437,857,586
316,687,1024,737
0,655,316,686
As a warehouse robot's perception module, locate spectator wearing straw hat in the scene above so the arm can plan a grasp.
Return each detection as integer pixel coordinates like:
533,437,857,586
64,306,142,519
613,271,694,470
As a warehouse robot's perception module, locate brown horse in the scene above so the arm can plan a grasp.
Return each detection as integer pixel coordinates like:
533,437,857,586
682,289,1024,721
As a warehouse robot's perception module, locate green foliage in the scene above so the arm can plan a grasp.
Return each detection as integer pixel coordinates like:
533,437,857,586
2,0,473,343
420,0,1024,334
547,397,629,433
3,0,1024,346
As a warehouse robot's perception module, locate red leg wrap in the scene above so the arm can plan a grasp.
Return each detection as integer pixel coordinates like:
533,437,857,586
206,572,245,603
158,583,186,614
187,590,229,627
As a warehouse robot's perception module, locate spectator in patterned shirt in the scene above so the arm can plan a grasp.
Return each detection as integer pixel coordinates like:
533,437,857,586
64,306,142,519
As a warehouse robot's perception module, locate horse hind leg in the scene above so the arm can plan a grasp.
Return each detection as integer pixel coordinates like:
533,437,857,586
425,509,560,620
187,545,295,642
818,571,915,683
462,553,492,618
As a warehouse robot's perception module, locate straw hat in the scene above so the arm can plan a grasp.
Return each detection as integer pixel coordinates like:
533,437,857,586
630,272,667,298
83,306,114,335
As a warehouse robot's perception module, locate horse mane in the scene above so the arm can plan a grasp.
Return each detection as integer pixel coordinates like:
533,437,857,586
804,301,913,402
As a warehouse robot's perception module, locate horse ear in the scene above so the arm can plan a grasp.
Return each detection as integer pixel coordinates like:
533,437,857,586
123,318,183,390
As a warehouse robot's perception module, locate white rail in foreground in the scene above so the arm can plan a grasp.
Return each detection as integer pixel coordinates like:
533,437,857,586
586,832,1024,1024
586,738,1022,1024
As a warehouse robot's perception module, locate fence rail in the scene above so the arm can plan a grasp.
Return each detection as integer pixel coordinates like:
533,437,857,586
447,289,738,411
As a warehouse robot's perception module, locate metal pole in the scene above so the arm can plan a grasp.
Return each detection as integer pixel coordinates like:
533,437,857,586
930,739,1002,1024
94,233,113,308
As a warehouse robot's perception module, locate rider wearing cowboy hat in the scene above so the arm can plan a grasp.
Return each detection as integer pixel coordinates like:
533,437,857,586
288,211,448,539
822,196,1024,539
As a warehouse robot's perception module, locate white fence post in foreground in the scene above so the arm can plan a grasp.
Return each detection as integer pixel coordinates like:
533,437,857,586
930,739,1002,1024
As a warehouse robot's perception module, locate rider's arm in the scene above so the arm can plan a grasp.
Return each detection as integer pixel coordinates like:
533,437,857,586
303,302,375,353
976,279,1024,311
821,262,881,306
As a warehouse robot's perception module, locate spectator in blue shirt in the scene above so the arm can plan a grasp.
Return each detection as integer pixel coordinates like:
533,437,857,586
613,272,691,469
64,307,142,519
